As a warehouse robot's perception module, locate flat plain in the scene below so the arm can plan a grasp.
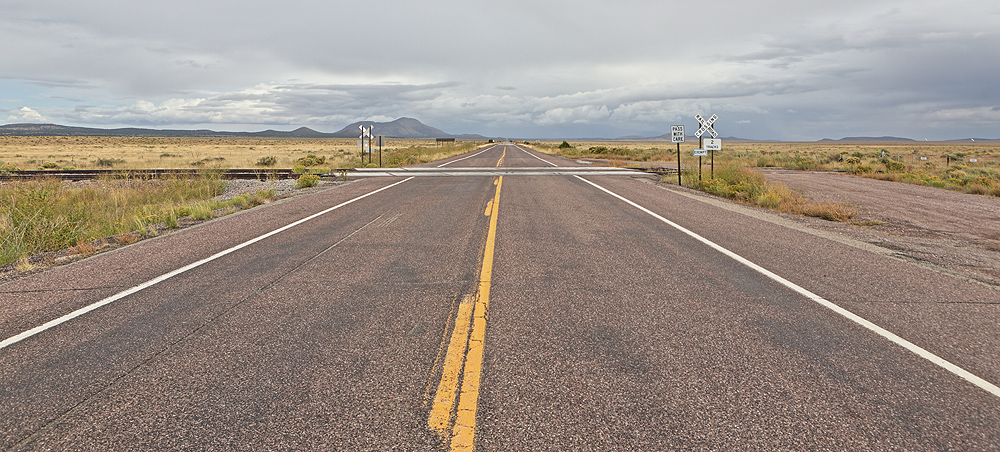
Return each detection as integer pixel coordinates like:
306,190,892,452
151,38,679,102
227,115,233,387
0,136,471,170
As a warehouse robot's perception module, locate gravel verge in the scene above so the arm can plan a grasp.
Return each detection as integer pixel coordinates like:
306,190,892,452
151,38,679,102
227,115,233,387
651,169,1000,289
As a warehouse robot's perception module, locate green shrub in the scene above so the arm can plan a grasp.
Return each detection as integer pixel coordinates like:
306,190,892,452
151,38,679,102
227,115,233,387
296,154,326,166
885,160,906,172
757,192,781,208
755,156,778,167
164,208,180,229
190,157,225,167
587,146,630,156
296,173,320,189
558,141,572,149
256,156,278,167
96,158,125,167
966,184,990,195
188,202,214,220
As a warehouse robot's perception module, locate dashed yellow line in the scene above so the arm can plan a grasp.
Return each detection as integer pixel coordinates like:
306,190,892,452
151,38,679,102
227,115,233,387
428,148,505,451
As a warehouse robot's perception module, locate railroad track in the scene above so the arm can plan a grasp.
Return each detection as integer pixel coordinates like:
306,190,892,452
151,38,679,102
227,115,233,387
0,168,299,181
2,166,676,182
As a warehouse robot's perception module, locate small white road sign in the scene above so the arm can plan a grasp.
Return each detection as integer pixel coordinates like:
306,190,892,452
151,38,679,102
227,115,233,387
671,125,685,143
704,138,722,151
693,148,708,157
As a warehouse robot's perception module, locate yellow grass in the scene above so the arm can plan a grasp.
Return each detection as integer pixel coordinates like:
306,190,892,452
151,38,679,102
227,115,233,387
0,136,475,170
533,139,1000,197
533,140,1000,166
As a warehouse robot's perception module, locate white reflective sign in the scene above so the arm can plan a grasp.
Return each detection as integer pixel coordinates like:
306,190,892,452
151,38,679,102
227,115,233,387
704,138,722,151
671,125,685,143
693,148,708,157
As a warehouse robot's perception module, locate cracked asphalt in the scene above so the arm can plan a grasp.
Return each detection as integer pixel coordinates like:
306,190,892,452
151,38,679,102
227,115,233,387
2,144,999,450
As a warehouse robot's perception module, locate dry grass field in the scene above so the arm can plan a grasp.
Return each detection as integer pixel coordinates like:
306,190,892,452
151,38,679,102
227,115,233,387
1,137,482,267
528,139,1000,224
0,136,478,171
534,139,1000,169
534,139,1000,195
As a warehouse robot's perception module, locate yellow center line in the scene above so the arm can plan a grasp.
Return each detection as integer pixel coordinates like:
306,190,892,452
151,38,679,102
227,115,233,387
452,174,501,451
428,148,505,450
429,295,476,432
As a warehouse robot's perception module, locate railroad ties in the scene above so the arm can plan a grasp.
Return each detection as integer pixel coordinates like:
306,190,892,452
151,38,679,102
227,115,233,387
0,169,297,181
2,166,678,182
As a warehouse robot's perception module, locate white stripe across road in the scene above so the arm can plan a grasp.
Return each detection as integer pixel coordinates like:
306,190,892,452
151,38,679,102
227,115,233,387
348,167,643,177
575,175,1000,400
0,177,415,350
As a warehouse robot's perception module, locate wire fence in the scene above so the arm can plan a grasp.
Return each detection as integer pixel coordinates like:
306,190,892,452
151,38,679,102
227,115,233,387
890,154,998,168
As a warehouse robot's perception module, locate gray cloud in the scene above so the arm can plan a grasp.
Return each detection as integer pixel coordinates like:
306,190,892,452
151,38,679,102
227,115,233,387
2,0,999,139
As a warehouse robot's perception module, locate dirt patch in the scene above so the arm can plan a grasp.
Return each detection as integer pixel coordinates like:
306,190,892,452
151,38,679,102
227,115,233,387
759,169,1000,287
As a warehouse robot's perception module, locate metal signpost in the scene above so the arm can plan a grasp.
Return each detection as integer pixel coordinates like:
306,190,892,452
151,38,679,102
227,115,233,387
695,114,719,179
693,148,707,180
359,125,366,163
376,135,385,167
671,125,685,185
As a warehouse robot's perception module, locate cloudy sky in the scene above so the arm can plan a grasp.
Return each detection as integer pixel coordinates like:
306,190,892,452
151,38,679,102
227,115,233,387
2,0,998,140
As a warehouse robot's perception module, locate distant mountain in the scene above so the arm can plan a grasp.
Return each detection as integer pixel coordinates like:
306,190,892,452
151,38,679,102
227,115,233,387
819,136,916,142
0,118,486,139
331,117,454,138
0,123,336,138
642,132,758,142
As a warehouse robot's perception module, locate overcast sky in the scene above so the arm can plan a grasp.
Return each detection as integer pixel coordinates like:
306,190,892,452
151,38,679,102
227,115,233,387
2,0,998,140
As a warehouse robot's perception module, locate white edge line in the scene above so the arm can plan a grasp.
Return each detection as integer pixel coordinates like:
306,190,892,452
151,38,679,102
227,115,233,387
436,145,498,167
513,144,559,167
0,177,415,350
574,175,1000,399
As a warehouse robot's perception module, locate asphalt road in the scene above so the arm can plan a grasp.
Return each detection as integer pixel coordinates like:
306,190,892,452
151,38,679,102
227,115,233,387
2,144,999,450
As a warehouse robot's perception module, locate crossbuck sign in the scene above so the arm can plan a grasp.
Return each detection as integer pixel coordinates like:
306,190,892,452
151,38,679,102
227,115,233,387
695,114,718,138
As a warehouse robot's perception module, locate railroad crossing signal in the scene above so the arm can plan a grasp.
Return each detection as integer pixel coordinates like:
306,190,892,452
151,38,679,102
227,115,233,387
359,125,374,164
695,113,718,138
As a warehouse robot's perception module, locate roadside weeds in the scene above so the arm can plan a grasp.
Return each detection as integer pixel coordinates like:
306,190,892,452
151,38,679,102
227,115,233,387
0,178,341,283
